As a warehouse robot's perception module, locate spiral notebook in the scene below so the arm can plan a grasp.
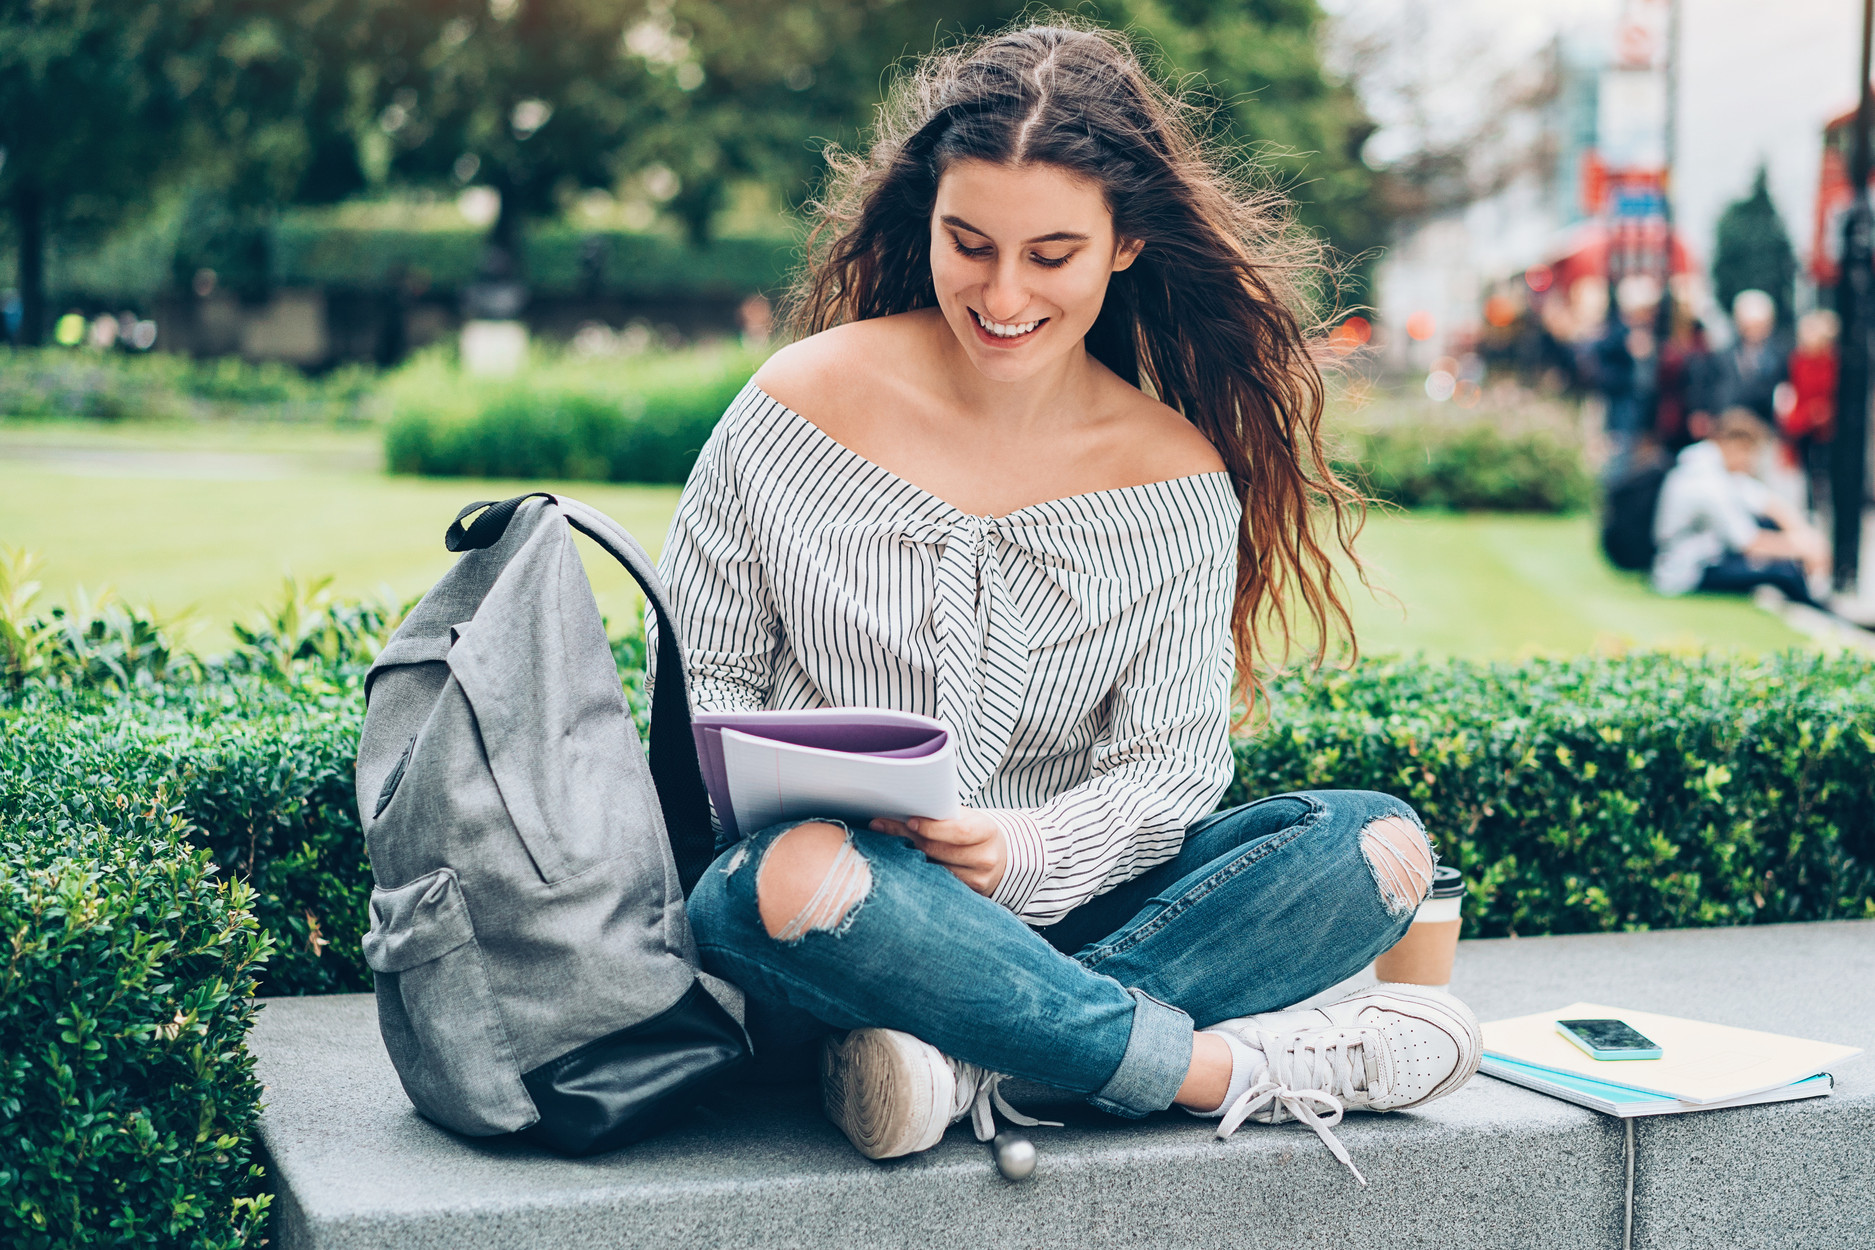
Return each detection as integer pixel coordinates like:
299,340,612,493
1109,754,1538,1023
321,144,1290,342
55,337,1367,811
691,708,959,841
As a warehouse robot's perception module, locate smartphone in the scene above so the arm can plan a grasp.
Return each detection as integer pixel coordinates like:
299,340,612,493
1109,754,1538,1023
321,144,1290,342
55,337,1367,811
1555,1018,1663,1061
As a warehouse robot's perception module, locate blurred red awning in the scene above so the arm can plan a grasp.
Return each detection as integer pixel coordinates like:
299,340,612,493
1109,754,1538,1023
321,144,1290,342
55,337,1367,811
1543,219,1697,290
1815,93,1873,285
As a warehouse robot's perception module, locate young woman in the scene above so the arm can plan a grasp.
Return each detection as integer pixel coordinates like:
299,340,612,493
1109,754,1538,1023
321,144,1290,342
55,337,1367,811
659,22,1480,1184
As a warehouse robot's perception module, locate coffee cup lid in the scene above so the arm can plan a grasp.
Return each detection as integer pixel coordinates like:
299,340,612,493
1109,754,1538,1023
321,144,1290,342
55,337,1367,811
1428,865,1464,899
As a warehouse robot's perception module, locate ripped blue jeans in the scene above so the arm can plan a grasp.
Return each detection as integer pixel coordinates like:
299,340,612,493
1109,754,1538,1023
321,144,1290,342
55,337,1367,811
686,790,1430,1118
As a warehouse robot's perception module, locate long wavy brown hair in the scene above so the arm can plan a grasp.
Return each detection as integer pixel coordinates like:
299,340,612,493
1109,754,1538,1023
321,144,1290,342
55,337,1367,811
785,18,1366,721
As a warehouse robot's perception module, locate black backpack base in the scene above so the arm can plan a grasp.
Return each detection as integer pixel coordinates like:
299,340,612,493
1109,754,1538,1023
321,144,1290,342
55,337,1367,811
1602,465,1668,572
518,980,747,1156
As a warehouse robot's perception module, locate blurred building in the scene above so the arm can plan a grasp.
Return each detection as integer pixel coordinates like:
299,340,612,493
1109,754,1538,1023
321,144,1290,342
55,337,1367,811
1368,0,1862,375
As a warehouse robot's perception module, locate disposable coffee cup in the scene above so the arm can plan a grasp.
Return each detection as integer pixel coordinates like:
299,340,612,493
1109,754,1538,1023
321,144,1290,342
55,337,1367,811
1373,865,1464,989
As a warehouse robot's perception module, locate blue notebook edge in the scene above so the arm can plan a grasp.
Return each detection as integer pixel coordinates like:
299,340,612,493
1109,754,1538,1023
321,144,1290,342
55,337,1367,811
1481,1053,1834,1117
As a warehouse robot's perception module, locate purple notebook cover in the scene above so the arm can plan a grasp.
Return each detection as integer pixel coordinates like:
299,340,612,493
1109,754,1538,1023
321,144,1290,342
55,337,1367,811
691,709,950,842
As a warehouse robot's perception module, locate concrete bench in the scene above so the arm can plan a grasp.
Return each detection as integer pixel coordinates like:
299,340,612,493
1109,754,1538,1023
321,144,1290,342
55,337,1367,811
250,919,1873,1249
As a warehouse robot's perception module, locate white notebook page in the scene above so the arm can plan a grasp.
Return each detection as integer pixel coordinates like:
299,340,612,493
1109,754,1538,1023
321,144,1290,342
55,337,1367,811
719,727,961,833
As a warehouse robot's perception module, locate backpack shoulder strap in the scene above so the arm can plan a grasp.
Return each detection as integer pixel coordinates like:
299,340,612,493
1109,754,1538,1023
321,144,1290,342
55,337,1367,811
446,493,714,896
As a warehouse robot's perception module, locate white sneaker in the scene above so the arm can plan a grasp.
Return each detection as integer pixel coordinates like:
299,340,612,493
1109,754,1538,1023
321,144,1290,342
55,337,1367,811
820,1028,1058,1160
1204,983,1483,1185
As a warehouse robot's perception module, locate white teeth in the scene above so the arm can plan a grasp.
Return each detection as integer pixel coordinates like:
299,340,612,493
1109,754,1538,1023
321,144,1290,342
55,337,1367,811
976,312,1042,338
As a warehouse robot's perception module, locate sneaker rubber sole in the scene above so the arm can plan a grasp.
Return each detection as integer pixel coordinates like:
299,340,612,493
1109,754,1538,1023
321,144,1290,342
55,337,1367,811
821,1028,955,1159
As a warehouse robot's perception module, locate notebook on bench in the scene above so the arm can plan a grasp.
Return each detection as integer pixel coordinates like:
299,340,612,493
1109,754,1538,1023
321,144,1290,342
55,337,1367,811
1480,1001,1860,1117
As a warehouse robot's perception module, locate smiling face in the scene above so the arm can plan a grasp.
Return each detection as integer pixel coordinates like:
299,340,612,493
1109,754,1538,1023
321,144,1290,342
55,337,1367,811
928,159,1141,383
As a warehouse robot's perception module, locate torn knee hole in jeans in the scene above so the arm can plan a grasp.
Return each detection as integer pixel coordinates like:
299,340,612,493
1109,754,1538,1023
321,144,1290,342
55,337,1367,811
757,826,873,942
1361,814,1436,917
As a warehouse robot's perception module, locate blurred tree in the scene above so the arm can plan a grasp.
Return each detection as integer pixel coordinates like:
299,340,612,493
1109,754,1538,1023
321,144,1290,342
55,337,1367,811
374,1,1009,263
376,0,652,289
5,0,1380,333
648,0,1010,241
0,0,414,339
1084,0,1383,310
1711,165,1797,327
0,0,344,343
168,1,459,301
646,0,1381,302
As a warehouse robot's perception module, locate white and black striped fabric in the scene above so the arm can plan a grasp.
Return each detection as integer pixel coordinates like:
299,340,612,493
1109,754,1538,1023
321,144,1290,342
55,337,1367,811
653,382,1240,925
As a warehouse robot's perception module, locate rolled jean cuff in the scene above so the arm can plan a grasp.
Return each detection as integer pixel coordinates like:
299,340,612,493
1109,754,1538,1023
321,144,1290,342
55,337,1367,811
1086,988,1193,1118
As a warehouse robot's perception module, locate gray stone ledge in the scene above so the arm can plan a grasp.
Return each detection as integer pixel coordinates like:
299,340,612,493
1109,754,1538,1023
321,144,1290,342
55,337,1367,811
251,919,1873,1250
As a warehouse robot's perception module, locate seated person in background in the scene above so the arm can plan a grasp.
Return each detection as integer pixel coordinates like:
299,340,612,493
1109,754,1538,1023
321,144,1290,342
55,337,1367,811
1652,407,1828,606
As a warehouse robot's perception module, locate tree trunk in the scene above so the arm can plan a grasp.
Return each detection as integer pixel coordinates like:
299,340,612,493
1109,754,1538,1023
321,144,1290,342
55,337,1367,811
14,186,45,347
464,172,529,322
489,182,523,279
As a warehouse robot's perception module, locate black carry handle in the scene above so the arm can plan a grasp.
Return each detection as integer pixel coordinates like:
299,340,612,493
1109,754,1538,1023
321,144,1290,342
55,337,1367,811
446,493,555,552
444,493,716,896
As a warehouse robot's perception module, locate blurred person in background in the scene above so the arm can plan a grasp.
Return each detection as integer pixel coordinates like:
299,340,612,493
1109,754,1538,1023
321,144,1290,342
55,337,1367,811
1781,309,1840,511
1653,311,1710,453
1697,290,1788,428
1591,274,1663,480
1653,407,1827,606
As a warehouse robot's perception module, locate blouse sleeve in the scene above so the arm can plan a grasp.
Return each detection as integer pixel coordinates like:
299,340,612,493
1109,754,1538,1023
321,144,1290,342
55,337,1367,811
981,530,1237,926
649,410,781,713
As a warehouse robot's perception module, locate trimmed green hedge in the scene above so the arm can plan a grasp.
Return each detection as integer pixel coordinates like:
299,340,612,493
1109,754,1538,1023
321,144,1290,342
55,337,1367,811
383,346,762,483
385,356,1591,506
0,582,397,1247
1233,653,1875,935
0,350,377,423
3,679,371,1002
272,224,794,298
46,217,795,303
1335,424,1592,513
9,646,1869,995
1,709,275,1247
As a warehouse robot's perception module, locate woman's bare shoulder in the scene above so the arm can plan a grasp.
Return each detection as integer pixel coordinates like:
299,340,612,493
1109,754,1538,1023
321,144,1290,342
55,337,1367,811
1099,376,1228,482
752,314,936,419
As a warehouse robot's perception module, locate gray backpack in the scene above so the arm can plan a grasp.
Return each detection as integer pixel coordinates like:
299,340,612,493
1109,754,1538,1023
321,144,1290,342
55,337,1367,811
355,492,746,1154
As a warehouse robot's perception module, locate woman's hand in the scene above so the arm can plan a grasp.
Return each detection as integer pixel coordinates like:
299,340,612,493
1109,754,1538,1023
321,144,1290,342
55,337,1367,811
870,810,1007,897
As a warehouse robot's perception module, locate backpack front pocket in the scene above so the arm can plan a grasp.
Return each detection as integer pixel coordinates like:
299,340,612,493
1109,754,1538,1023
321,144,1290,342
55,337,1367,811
362,868,539,1135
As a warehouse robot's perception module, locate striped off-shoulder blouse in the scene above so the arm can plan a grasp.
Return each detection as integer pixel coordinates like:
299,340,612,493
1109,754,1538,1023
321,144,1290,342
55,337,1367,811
653,381,1241,926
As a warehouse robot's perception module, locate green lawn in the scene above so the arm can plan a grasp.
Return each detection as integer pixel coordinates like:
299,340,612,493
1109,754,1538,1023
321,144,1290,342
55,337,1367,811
1344,509,1802,657
0,420,680,649
1,418,1804,656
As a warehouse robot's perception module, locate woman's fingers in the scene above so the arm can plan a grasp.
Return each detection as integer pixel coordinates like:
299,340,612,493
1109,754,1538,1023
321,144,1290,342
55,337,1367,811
912,833,991,867
914,812,1010,847
870,815,990,845
868,812,1007,897
903,816,986,845
867,818,986,864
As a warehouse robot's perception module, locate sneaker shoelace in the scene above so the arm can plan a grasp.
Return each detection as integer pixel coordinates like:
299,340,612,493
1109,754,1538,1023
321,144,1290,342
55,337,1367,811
950,1062,1062,1143
1215,1027,1375,1187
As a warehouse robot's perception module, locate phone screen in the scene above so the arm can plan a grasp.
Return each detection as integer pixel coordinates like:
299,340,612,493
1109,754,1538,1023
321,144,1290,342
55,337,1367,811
1558,1018,1658,1051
